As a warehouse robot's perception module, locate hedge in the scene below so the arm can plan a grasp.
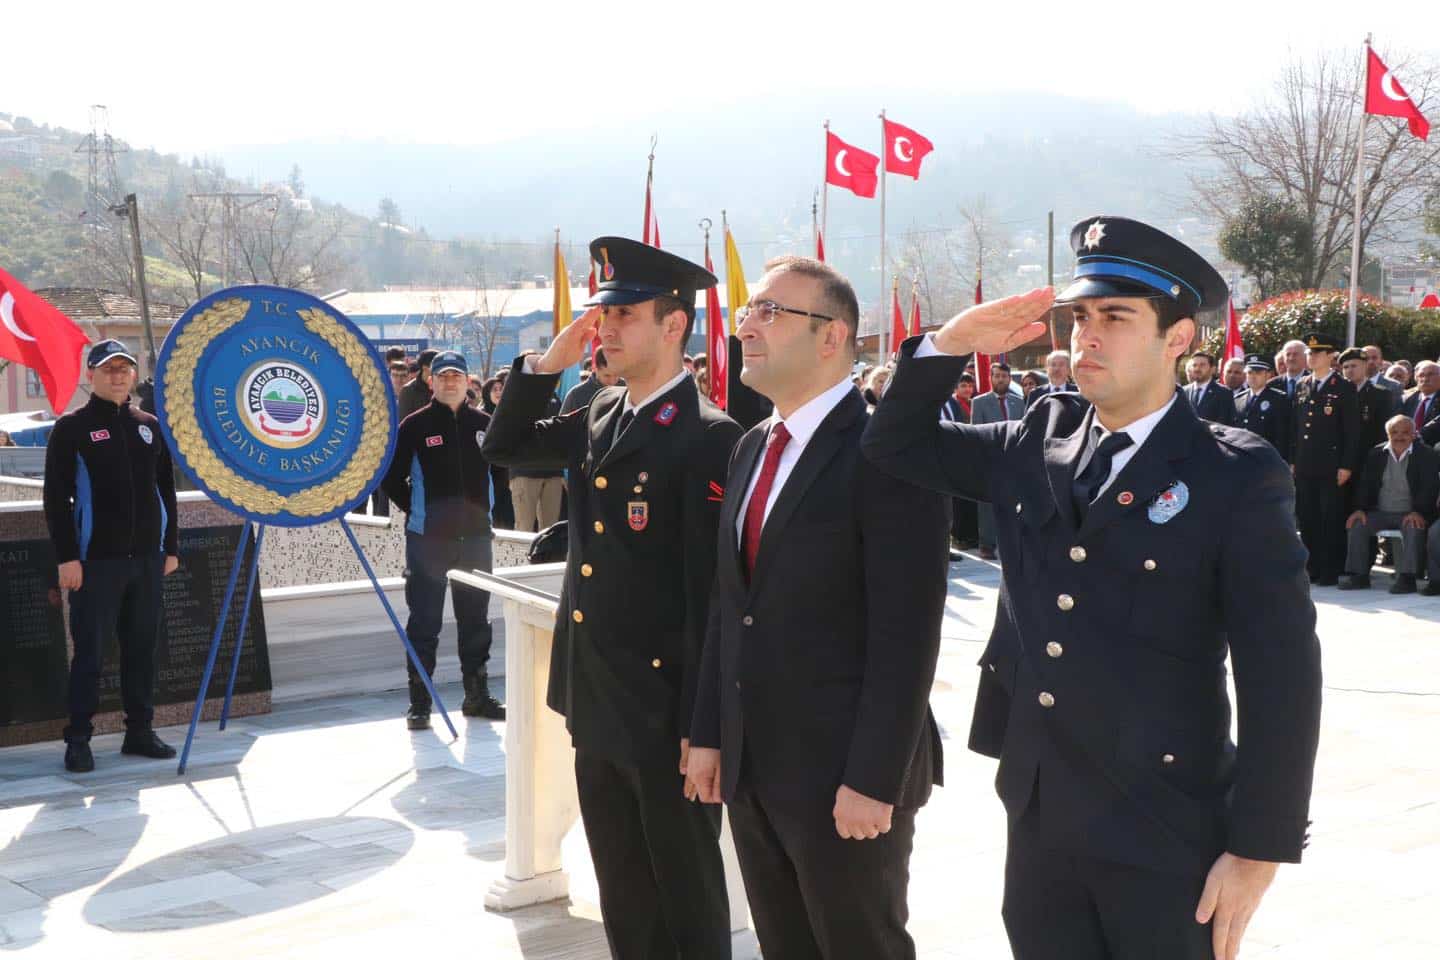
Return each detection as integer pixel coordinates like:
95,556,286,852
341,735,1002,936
1200,289,1440,363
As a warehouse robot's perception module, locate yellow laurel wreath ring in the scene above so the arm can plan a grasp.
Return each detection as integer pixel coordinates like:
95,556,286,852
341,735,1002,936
162,297,392,518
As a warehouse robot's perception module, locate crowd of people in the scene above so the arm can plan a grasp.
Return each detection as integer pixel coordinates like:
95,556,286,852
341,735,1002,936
853,333,1440,593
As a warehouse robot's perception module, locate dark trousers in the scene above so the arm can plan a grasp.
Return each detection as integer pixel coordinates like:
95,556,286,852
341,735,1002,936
728,779,917,960
1002,808,1211,960
65,553,163,742
951,497,978,544
370,488,391,518
574,749,730,959
403,533,493,701
1296,473,1346,579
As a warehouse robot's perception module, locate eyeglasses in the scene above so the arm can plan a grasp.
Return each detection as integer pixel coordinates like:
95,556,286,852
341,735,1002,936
735,300,835,326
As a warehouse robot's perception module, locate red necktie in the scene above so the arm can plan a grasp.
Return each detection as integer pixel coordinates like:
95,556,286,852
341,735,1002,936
742,422,792,578
1417,395,1430,428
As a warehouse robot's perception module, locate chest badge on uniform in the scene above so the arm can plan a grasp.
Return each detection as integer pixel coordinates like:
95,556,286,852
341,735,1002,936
89,429,110,442
1147,481,1190,524
1324,405,1333,416
426,435,444,447
654,401,678,426
137,424,154,445
1260,400,1270,412
475,430,485,448
628,500,649,531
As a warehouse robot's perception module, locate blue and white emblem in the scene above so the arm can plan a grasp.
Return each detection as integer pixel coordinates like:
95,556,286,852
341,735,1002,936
1260,400,1270,412
1147,480,1189,524
137,424,153,445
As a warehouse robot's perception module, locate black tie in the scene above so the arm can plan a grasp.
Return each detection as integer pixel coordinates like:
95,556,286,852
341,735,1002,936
614,409,635,443
1072,427,1134,520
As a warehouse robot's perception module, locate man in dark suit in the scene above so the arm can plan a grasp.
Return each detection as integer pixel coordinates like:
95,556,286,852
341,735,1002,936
1338,415,1440,594
1292,335,1363,585
1235,355,1293,462
396,348,436,421
482,238,742,959
1363,344,1404,406
687,256,948,960
1025,349,1083,407
1183,351,1237,425
863,216,1322,960
1340,347,1394,452
1275,340,1309,400
1400,360,1440,446
559,346,621,414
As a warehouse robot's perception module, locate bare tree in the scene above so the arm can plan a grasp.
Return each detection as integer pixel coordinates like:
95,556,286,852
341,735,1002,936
232,200,348,292
463,259,513,376
1181,48,1440,289
148,194,220,305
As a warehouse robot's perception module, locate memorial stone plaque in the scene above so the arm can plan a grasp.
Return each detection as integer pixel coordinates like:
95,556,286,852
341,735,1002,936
0,540,68,726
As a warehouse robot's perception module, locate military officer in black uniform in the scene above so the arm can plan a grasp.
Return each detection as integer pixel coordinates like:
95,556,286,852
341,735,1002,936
1292,334,1362,585
43,340,181,773
1339,347,1393,452
482,237,743,959
863,216,1322,960
1235,354,1293,462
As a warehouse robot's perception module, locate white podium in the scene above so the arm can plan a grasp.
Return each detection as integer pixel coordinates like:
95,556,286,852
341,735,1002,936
449,563,753,946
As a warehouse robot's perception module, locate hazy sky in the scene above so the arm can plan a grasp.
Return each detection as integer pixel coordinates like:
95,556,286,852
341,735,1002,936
7,1,1432,154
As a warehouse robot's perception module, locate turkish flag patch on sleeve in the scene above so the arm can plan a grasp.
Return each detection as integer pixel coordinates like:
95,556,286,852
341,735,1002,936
425,435,444,447
89,429,110,442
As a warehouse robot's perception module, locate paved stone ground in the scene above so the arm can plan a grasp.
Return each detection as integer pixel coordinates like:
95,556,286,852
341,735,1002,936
1,558,1436,958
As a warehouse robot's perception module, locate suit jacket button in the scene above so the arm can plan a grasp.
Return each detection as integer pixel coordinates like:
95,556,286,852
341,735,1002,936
572,609,584,623
1056,594,1075,611
594,521,605,534
595,476,608,490
742,615,754,627
1069,546,1087,563
1144,559,1157,571
1038,691,1056,708
581,563,593,577
651,658,662,669
1046,641,1063,658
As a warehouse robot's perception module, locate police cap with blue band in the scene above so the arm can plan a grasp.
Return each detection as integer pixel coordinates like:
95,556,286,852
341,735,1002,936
430,350,468,376
1056,216,1228,312
87,339,137,368
586,236,717,313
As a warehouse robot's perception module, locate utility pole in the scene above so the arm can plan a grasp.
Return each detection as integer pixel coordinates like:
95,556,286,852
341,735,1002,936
1047,210,1057,350
114,194,157,376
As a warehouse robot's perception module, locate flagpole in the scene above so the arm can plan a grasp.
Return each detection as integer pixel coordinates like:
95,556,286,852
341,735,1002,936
1347,34,1372,349
878,108,888,362
722,209,731,334
820,120,830,257
812,189,819,256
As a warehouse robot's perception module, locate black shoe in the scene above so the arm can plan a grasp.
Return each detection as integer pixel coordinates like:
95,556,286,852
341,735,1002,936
405,704,432,730
120,730,176,759
1389,574,1417,595
64,741,94,773
462,671,506,720
1420,581,1440,597
1336,575,1369,590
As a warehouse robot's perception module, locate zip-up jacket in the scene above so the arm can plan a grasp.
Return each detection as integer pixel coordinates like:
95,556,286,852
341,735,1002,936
43,394,179,564
382,398,493,539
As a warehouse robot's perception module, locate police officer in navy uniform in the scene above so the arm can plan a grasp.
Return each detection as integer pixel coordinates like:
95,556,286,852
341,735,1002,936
1235,354,1293,462
43,340,181,773
1292,334,1361,586
381,350,505,727
482,237,743,959
863,216,1322,960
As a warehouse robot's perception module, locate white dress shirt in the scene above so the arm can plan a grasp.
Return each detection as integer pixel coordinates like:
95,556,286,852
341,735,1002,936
520,355,689,423
736,376,856,540
914,331,1176,493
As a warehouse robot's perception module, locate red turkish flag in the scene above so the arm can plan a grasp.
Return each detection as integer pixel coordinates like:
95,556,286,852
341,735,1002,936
643,180,661,247
0,267,91,414
705,245,727,410
825,132,880,199
1366,48,1430,140
1222,299,1245,363
974,279,991,394
883,118,934,179
588,261,601,354
816,230,826,263
908,287,921,337
890,283,905,355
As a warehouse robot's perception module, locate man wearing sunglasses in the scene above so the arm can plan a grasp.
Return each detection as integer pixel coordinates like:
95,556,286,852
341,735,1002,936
686,256,949,959
483,237,741,959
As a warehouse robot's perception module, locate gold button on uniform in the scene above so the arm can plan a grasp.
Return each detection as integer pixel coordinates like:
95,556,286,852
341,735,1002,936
572,610,584,623
580,563,593,577
1056,594,1075,611
595,476,608,489
1069,546,1087,563
651,658,662,669
1046,641,1064,658
1144,559,1157,571
1038,692,1056,708
1015,502,1023,514
1162,753,1176,765
593,521,605,534
742,615,754,626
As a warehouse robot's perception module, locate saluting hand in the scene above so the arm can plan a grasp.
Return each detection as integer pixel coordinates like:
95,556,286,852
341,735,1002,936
1195,852,1278,960
931,287,1055,358
833,785,893,840
534,306,602,375
57,560,83,591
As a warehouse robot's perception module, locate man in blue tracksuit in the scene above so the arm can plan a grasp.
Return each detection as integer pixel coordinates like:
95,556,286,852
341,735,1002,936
381,350,504,727
43,339,180,773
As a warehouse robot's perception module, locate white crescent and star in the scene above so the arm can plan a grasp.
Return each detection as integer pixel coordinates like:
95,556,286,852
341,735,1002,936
894,136,913,163
1380,70,1408,102
0,292,36,343
834,149,851,178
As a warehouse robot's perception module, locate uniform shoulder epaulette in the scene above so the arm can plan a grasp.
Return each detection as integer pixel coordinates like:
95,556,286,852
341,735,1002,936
1205,422,1274,459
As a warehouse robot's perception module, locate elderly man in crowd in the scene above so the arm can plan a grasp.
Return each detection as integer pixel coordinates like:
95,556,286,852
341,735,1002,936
1339,415,1440,595
1276,339,1309,399
1401,360,1440,446
1025,349,1079,405
1222,356,1247,393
